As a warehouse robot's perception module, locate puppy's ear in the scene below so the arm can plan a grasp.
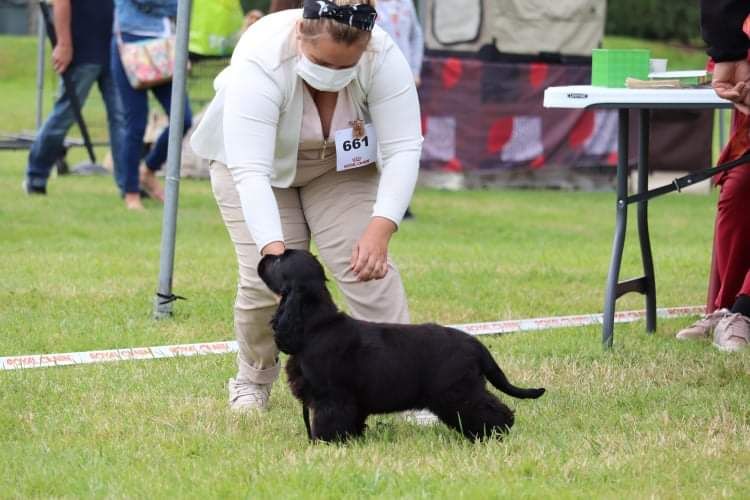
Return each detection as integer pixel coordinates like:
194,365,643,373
258,253,283,294
271,285,306,355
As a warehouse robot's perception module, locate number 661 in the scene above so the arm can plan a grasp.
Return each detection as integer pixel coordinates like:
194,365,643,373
342,136,369,151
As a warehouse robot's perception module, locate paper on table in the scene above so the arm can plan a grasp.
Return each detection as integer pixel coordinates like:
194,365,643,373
626,77,682,89
648,70,708,79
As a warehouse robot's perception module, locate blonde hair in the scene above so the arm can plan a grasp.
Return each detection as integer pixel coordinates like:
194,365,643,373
299,0,376,46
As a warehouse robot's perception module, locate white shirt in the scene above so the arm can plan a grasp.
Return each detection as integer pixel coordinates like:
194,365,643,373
190,9,423,252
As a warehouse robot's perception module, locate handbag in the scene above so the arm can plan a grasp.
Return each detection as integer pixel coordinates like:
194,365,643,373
116,13,176,91
118,34,175,90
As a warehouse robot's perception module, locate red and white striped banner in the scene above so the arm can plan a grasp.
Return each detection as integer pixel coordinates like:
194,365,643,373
0,306,704,371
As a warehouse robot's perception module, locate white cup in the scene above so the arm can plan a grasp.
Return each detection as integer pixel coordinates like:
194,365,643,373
649,58,668,74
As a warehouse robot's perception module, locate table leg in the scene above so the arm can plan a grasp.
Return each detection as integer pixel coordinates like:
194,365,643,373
637,109,657,333
602,109,630,348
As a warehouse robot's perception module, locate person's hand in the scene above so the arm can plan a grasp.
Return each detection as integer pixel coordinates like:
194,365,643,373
350,217,397,281
414,75,421,87
52,43,73,74
712,60,750,114
261,241,286,256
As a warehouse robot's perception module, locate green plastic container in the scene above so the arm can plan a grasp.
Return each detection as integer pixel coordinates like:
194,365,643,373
591,49,650,88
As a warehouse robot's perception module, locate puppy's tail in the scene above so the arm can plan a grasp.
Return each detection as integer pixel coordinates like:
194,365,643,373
480,346,545,399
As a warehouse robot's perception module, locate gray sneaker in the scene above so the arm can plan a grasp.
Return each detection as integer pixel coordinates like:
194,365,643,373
676,309,729,340
228,378,271,412
713,313,750,352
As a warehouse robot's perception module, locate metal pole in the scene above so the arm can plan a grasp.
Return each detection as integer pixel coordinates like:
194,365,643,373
153,0,193,319
35,8,46,129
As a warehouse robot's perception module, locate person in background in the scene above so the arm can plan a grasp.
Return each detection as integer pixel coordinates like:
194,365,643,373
374,0,423,86
676,0,750,351
191,0,422,413
111,0,193,210
24,0,125,197
242,9,265,31
231,8,263,46
375,0,422,219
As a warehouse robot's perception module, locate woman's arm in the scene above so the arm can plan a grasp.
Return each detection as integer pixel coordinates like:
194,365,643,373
701,0,750,112
701,0,750,62
223,60,286,254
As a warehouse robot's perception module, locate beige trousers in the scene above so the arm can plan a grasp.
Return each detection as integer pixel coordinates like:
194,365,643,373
210,156,410,385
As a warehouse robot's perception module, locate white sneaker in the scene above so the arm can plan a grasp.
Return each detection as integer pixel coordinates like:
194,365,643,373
713,313,750,352
228,378,271,412
402,409,439,426
676,309,729,340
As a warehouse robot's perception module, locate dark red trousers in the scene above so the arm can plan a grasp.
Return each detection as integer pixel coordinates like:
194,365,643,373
707,111,750,312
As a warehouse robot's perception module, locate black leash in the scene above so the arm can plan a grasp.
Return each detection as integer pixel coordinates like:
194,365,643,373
156,293,187,306
303,404,312,441
626,151,750,205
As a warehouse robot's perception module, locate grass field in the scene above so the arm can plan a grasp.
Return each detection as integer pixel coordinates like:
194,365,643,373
2,35,749,498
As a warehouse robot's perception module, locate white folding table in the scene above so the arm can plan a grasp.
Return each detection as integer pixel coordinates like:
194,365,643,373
543,85,732,348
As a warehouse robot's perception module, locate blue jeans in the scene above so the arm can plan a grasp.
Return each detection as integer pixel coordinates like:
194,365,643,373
110,34,193,194
26,62,126,192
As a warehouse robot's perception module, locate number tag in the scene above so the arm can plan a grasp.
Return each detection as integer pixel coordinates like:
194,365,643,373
334,123,378,172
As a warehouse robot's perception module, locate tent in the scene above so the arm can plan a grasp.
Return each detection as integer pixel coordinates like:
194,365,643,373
422,0,605,57
415,0,712,190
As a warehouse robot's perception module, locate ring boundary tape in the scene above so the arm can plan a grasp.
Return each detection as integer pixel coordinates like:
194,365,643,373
0,306,705,371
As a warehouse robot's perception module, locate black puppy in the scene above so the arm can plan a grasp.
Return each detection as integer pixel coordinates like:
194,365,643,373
258,249,545,442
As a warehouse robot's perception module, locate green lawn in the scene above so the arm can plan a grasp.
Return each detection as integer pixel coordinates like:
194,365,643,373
2,35,749,498
2,153,749,498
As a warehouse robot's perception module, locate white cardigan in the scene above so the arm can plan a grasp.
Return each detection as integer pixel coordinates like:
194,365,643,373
190,9,423,252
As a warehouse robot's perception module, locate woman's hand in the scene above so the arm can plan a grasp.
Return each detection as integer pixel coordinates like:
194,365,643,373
351,217,397,281
261,241,286,256
712,60,750,114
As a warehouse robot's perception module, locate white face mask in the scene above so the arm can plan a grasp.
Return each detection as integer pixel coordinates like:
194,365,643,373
296,54,357,92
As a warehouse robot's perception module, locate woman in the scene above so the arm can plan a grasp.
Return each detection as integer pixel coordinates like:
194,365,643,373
676,0,750,351
191,0,422,411
111,0,193,210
